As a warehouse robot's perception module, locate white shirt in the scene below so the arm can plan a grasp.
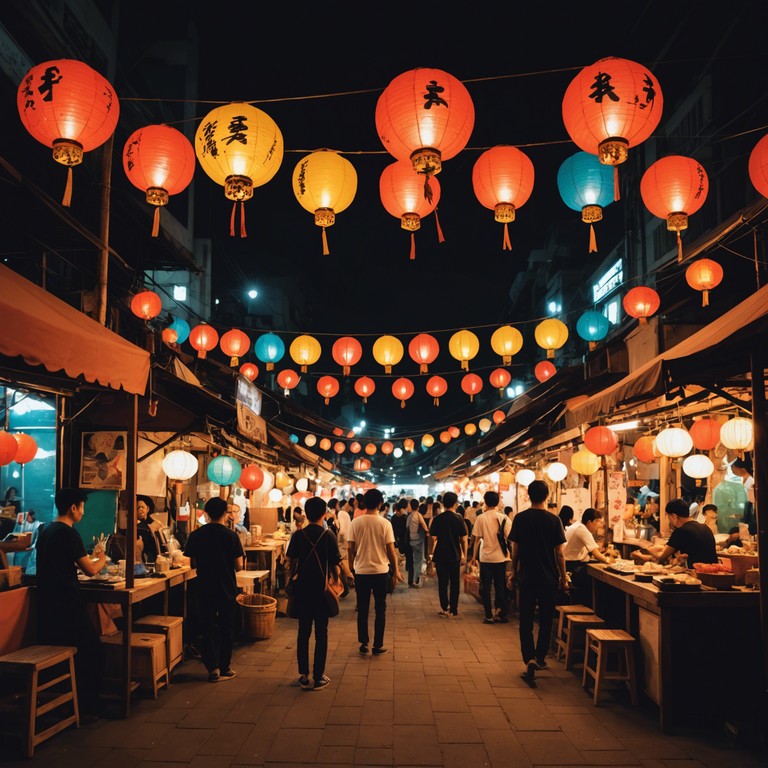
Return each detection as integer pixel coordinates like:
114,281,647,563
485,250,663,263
472,510,509,563
337,509,351,541
347,514,395,575
564,522,599,562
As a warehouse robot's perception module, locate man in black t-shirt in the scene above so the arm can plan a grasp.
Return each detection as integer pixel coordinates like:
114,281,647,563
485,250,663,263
184,497,244,682
510,480,567,682
36,488,108,718
646,498,718,567
429,491,468,617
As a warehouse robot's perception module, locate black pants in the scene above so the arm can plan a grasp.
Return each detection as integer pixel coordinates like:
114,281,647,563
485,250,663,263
195,596,236,674
566,560,592,607
435,559,461,614
297,606,330,681
518,581,557,665
355,572,388,648
479,561,508,619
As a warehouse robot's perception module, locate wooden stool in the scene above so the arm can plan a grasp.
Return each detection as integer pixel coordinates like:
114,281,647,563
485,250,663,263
554,604,595,659
563,613,606,671
236,570,269,595
102,632,169,699
582,628,639,706
133,616,184,675
0,645,79,758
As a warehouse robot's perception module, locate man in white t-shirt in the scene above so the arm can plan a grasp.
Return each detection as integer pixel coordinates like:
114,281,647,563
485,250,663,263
469,491,510,624
563,507,614,605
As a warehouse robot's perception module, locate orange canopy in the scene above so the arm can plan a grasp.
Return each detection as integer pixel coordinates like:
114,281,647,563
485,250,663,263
0,263,149,395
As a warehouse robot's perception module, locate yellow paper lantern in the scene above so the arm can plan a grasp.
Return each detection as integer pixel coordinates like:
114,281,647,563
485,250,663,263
655,427,693,458
421,433,435,448
464,423,477,436
490,325,524,365
292,149,357,255
534,318,569,359
570,447,601,476
274,471,292,489
719,417,753,452
194,103,284,237
289,334,322,372
372,335,404,373
448,329,480,370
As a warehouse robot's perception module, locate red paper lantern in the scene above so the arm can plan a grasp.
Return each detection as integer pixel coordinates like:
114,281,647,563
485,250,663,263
365,443,377,456
189,323,219,359
332,336,363,376
689,418,721,451
239,363,259,382
633,435,656,464
354,376,376,403
685,259,723,307
472,146,535,250
17,59,120,206
408,333,440,373
461,373,483,402
641,155,709,262
240,464,265,491
334,441,346,455
403,438,415,452
350,441,362,454
13,433,38,464
426,375,448,406
392,377,415,408
319,438,332,451
448,426,460,439
355,458,371,471
534,360,557,383
220,329,251,367
493,410,506,425
439,431,451,444
0,431,19,466
489,368,511,395
562,56,663,200
333,427,344,437
130,290,163,321
623,286,660,327
123,124,195,236
380,160,441,260
381,441,394,455
161,327,178,345
276,369,300,395
748,133,768,198
317,375,340,404
584,426,617,456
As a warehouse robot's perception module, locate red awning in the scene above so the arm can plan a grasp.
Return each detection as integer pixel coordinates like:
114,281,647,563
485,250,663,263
0,263,149,395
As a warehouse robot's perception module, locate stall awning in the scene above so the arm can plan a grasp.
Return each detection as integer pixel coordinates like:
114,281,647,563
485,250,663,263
0,263,150,395
567,283,768,426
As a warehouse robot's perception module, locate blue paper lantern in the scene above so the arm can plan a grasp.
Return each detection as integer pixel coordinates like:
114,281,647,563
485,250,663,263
168,316,191,345
254,333,285,371
289,434,299,444
207,455,241,486
576,310,610,350
557,151,614,253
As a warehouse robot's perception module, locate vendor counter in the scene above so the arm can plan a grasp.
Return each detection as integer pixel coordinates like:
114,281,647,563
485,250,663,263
243,537,286,595
587,564,763,734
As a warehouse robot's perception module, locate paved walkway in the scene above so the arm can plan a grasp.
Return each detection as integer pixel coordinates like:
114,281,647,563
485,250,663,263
3,576,767,767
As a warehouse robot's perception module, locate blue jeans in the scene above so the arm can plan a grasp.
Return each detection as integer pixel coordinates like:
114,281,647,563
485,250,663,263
409,537,425,584
355,572,389,648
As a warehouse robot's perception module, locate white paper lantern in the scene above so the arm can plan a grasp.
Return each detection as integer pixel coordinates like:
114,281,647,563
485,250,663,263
682,454,714,479
489,472,500,484
268,487,282,503
304,434,317,447
295,477,309,492
478,417,492,432
162,449,198,480
393,447,403,458
719,417,753,451
654,427,693,458
546,462,568,482
515,468,536,486
259,469,274,493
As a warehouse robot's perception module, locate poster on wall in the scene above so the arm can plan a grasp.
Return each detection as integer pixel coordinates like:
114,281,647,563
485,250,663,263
607,470,627,528
560,487,591,522
80,431,127,490
515,483,531,514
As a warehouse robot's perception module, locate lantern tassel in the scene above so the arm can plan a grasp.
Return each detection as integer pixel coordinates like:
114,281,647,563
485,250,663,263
433,397,439,406
435,207,445,243
321,227,329,256
240,202,247,238
62,167,73,207
420,363,427,374
502,222,512,251
151,207,161,237
229,202,237,236
589,223,597,253
677,231,683,262
702,289,709,308
613,166,620,201
401,400,405,409
409,232,416,261
424,174,434,204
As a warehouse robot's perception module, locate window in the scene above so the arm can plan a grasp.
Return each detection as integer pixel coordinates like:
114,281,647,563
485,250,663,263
173,285,187,301
604,298,620,325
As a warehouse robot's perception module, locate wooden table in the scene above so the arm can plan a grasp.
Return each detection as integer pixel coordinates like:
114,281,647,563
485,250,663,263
587,564,762,733
79,566,196,718
243,539,286,595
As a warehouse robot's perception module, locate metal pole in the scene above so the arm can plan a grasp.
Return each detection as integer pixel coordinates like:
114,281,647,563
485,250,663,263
96,135,113,326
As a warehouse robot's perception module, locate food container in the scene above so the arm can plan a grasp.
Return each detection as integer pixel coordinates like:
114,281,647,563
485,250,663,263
696,572,735,590
745,568,760,588
718,554,759,585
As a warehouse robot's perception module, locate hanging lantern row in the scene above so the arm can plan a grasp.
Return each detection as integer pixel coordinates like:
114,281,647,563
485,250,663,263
0,431,38,466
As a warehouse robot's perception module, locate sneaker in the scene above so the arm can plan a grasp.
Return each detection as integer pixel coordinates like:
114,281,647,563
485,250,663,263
298,674,312,690
207,669,220,683
312,674,331,691
219,669,237,680
359,644,369,655
412,580,423,589
448,612,459,619
535,660,549,671
372,647,388,655
521,661,537,681
482,618,495,625
438,609,449,617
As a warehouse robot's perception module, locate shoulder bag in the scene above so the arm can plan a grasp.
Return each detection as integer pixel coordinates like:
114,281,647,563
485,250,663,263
310,530,344,616
497,515,510,557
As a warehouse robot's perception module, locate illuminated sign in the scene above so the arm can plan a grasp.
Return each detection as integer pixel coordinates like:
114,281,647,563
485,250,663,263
592,259,623,302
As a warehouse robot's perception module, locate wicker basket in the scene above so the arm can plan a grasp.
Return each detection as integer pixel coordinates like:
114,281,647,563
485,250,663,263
237,593,277,639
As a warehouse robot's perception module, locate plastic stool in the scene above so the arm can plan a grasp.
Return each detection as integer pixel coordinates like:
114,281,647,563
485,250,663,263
554,604,595,659
0,645,79,757
563,613,606,671
582,628,639,705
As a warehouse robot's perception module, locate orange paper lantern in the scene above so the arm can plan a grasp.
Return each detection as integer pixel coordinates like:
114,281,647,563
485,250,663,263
130,290,163,321
365,442,377,456
350,441,362,454
534,360,557,383
685,258,723,307
489,368,511,396
239,363,259,382
220,328,251,367
633,435,656,464
0,431,19,466
123,124,195,236
354,376,376,403
13,433,38,464
381,441,394,455
440,431,452,444
403,438,415,452
319,438,332,451
332,336,363,376
689,418,721,451
334,441,346,455
189,323,219,359
493,410,506,424
461,373,483,402
408,333,440,373
276,369,301,395
584,426,617,456
17,59,120,206
426,375,448,406
240,464,265,491
748,133,768,198
392,377,415,408
448,426,460,439
317,375,340,404
623,286,660,327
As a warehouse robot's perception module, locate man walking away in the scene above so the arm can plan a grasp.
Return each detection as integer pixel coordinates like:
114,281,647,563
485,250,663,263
184,497,244,682
429,491,468,617
347,488,403,655
510,480,567,683
469,491,510,624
